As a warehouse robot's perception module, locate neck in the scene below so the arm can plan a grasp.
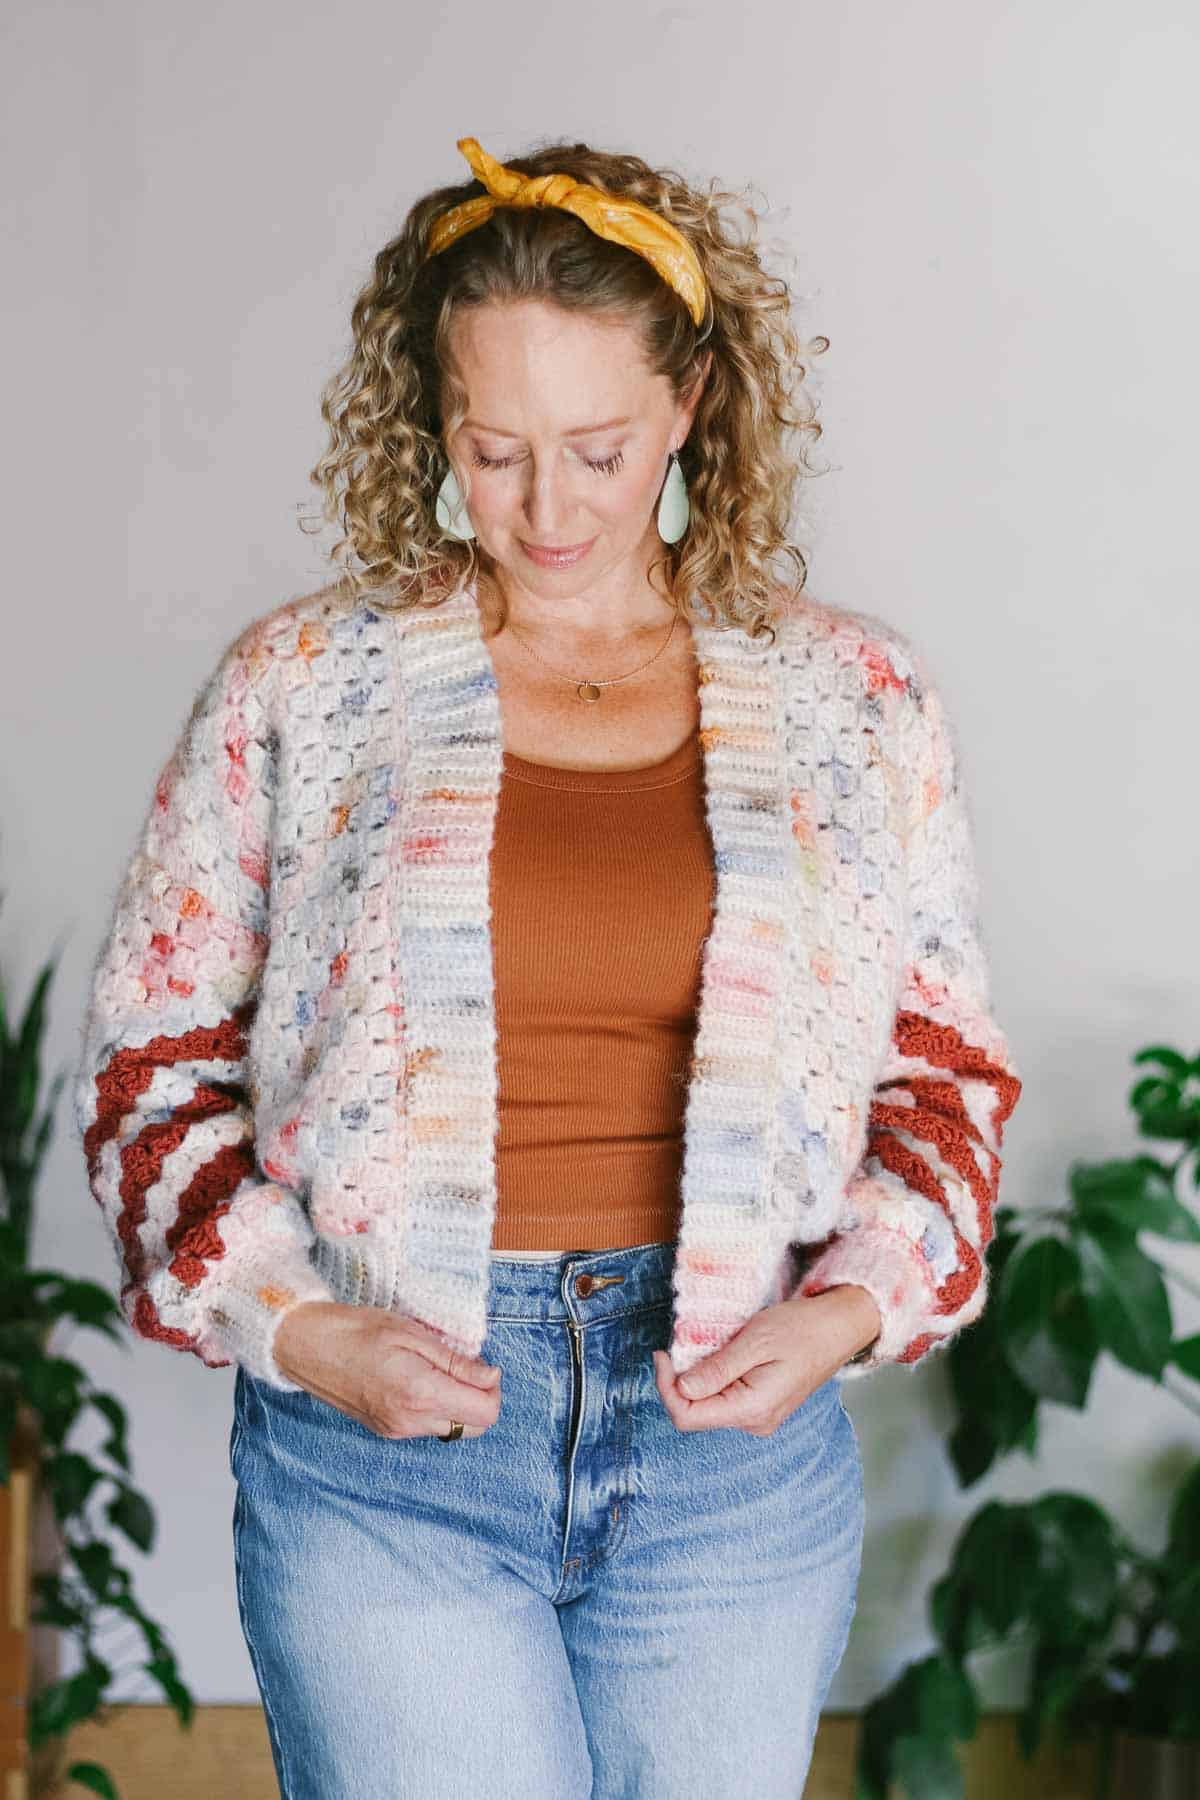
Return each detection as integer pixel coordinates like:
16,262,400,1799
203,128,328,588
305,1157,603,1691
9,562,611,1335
476,546,679,649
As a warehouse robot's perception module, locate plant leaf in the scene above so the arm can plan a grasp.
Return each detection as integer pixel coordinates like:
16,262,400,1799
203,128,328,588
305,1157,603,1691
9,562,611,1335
71,1539,129,1606
88,1390,132,1473
1164,1459,1200,1569
29,1570,89,1631
144,1651,194,1725
1073,1157,1200,1243
953,1502,1042,1636
1128,1043,1200,1140
29,1667,108,1746
1132,1045,1191,1077
946,1413,1004,1490
916,1654,977,1747
66,1763,119,1799
946,1224,1039,1482
998,1235,1098,1407
1027,1494,1121,1639
893,1731,964,1800
855,1657,964,1800
106,1484,155,1555
1019,1639,1095,1759
1072,1216,1174,1378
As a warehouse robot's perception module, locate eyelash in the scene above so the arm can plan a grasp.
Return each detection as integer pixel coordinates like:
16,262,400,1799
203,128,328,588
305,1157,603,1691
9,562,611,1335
470,449,625,476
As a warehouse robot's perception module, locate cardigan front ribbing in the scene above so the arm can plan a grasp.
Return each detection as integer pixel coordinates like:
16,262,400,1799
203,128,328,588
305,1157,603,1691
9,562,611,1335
73,578,1022,1392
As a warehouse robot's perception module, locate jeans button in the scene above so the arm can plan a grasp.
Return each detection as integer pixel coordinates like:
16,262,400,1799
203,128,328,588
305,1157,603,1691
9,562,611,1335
575,1273,595,1298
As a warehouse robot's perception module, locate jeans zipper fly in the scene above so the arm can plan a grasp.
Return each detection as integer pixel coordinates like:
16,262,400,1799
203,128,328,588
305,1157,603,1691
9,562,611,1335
566,1317,584,1457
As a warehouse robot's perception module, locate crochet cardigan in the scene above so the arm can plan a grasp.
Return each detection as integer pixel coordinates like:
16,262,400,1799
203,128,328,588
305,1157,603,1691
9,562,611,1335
73,577,1023,1393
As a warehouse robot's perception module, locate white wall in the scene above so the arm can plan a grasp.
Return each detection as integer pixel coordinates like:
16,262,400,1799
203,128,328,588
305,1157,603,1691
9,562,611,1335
6,0,1198,1711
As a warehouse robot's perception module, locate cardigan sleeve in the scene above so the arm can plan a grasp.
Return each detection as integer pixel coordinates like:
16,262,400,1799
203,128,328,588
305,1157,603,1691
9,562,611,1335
794,644,1023,1378
72,630,337,1392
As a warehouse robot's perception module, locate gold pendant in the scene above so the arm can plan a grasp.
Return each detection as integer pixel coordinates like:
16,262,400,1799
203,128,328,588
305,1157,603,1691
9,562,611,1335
577,682,601,703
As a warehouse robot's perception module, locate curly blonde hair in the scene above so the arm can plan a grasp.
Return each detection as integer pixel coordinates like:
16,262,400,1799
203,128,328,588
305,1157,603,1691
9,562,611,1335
302,136,829,639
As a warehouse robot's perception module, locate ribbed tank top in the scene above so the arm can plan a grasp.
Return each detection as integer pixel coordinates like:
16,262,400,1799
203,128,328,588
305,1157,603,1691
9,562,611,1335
487,728,715,1258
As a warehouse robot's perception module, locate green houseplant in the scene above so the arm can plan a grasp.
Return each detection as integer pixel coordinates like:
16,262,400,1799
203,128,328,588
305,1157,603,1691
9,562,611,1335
856,1043,1200,1799
1,938,197,1798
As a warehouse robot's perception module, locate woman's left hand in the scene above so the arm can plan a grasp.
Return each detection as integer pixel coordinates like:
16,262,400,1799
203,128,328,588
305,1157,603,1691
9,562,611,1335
652,1285,881,1435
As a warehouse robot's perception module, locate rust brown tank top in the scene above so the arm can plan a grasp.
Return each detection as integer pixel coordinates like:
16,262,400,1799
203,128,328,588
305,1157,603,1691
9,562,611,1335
488,728,715,1255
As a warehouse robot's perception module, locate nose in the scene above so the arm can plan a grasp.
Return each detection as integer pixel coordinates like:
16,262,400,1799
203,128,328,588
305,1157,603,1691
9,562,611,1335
520,457,579,538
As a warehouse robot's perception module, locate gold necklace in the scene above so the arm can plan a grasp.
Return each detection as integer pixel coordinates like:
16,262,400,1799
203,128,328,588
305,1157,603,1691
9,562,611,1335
503,609,681,703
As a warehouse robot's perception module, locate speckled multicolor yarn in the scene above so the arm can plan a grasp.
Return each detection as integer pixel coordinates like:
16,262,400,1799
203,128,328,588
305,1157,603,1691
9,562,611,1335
73,578,1022,1392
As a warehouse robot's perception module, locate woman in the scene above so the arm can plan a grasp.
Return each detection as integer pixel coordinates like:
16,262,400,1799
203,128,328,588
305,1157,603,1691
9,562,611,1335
75,135,1023,1798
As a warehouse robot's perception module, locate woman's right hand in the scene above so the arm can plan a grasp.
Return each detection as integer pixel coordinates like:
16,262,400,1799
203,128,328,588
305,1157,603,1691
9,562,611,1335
272,1301,503,1439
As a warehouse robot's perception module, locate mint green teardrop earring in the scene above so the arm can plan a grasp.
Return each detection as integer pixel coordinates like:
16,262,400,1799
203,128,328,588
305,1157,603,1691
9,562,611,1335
435,464,476,541
656,449,690,544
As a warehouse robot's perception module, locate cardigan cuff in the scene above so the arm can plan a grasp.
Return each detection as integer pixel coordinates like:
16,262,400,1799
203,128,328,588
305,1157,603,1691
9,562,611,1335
201,1248,339,1391
141,1181,341,1391
794,1209,942,1380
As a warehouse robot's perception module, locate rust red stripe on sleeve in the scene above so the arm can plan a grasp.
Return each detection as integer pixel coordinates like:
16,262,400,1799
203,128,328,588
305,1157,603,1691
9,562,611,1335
893,1009,1023,1135
868,1130,988,1310
83,999,262,1357
83,1000,256,1171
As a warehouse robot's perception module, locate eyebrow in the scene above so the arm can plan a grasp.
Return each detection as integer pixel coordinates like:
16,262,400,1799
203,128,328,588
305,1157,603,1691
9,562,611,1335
462,415,633,439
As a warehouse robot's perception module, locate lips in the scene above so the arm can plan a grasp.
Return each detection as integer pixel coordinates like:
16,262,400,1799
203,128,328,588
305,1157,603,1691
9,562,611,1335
520,536,597,568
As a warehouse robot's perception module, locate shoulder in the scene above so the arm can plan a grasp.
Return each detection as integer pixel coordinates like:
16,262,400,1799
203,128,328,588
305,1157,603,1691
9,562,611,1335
771,586,948,724
203,579,372,720
771,586,930,691
771,588,962,797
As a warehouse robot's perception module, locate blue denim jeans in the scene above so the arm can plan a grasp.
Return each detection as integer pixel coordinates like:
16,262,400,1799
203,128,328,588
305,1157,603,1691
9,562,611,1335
229,1239,865,1798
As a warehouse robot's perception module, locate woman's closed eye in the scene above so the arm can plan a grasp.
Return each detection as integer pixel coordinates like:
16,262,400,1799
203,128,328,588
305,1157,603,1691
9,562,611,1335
470,448,625,476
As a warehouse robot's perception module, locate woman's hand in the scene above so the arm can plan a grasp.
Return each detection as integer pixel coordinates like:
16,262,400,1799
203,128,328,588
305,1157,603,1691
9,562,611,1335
652,1284,882,1435
273,1301,504,1440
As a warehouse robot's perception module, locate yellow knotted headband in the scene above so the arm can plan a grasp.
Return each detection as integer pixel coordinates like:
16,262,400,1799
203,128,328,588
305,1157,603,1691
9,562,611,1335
424,137,709,332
